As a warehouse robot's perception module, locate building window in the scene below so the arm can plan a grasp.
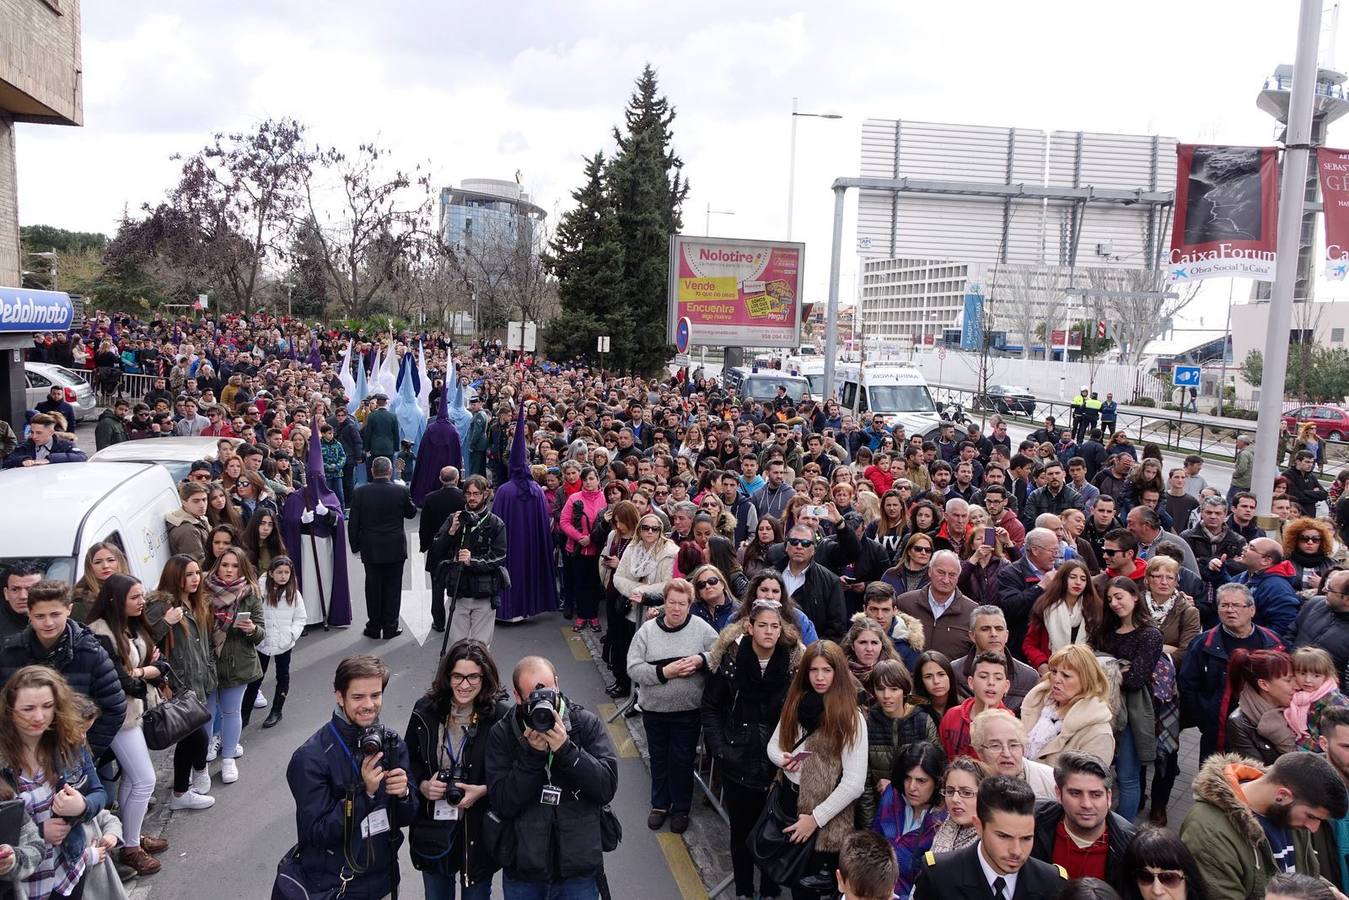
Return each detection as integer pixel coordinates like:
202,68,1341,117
1334,328,1345,343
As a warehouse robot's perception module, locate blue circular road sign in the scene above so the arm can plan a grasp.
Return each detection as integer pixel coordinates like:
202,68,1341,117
675,317,691,354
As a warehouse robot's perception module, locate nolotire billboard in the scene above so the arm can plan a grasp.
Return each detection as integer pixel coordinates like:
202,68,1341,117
667,235,804,349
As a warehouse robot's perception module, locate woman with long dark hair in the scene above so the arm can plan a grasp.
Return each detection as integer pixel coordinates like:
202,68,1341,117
930,756,990,853
85,573,169,875
240,509,284,573
206,483,244,532
1121,825,1209,900
559,466,606,633
204,524,239,571
739,516,783,581
867,490,908,563
913,651,959,731
201,547,265,786
705,535,748,600
731,571,820,645
858,659,939,826
870,740,946,899
147,554,216,815
881,533,934,596
405,640,509,900
599,500,640,698
240,556,304,730
702,598,802,900
1023,559,1102,673
767,641,867,899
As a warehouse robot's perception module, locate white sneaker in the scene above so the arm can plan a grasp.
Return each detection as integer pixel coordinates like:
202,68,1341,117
220,758,238,784
191,768,211,795
205,735,220,763
169,791,215,811
253,693,268,709
231,743,243,758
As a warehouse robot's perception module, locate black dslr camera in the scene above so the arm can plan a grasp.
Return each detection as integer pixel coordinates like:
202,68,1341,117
437,765,466,805
524,685,563,732
358,724,401,769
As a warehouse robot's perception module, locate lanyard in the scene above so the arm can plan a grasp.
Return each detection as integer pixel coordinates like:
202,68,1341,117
328,721,360,776
443,729,469,768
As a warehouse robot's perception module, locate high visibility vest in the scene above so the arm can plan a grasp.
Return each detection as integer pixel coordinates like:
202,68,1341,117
1085,397,1103,412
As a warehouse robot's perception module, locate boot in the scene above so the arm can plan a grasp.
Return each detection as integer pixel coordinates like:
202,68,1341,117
262,692,286,729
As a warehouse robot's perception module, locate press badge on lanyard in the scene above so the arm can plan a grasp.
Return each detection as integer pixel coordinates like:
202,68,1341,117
540,749,560,806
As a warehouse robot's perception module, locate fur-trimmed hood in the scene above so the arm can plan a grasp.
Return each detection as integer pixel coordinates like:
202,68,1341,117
707,618,805,672
1191,753,1267,847
890,611,925,653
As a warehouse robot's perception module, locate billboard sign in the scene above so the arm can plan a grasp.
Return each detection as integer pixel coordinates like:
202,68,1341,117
960,284,985,350
1319,147,1349,280
1169,144,1279,284
0,288,73,333
667,236,804,349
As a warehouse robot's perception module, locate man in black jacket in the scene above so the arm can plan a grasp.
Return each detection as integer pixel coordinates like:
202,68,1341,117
0,581,126,758
774,524,848,641
486,656,618,898
0,564,39,643
1029,751,1136,889
1289,568,1349,679
348,456,417,639
329,405,365,511
914,776,1067,900
285,655,417,900
996,528,1058,662
419,466,465,633
433,475,508,647
1285,450,1329,516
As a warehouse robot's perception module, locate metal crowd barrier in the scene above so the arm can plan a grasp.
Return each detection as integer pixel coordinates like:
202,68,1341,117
76,371,157,400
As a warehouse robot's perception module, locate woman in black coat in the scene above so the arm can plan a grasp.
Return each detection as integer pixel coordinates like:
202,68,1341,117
700,601,802,900
405,639,510,899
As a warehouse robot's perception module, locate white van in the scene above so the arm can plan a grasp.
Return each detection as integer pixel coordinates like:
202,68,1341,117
835,362,943,438
0,463,181,586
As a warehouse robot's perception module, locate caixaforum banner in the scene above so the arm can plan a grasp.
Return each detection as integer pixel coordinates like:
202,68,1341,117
667,236,804,349
1168,144,1279,284
1319,148,1349,280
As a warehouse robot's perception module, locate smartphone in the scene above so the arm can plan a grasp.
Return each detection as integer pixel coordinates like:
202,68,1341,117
805,504,828,519
789,750,814,762
984,527,996,547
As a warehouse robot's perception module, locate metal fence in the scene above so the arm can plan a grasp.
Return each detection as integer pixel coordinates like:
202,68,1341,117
75,371,157,400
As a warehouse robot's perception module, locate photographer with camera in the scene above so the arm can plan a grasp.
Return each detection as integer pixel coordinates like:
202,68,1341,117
405,639,510,900
281,655,417,899
485,656,618,900
431,475,508,648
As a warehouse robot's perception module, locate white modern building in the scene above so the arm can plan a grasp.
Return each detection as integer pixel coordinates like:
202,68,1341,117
1229,299,1349,401
438,178,546,254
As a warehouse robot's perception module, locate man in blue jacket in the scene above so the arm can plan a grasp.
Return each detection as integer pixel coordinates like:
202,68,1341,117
285,654,417,899
1218,537,1302,636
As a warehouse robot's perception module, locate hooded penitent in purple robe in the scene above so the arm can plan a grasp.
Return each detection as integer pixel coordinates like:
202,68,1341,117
491,400,556,620
280,429,353,627
409,380,462,506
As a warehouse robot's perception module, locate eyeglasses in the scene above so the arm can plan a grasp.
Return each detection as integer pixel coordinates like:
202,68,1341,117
1300,534,1323,544
910,546,932,555
941,786,977,800
1135,871,1185,889
449,673,483,686
695,577,721,589
786,538,815,548
639,524,662,533
979,741,1024,754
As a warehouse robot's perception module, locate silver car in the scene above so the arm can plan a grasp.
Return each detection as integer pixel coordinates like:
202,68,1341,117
25,362,97,422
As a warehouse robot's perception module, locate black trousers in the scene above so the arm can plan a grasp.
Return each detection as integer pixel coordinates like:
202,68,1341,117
172,725,209,793
723,779,781,898
241,649,292,727
341,462,357,509
363,561,404,633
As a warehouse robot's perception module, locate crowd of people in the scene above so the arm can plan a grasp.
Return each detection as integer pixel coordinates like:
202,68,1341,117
1,309,1349,900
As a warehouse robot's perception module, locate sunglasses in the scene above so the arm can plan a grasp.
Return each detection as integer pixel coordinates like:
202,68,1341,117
786,538,814,548
639,524,662,533
1300,534,1323,543
695,577,721,589
1135,871,1184,889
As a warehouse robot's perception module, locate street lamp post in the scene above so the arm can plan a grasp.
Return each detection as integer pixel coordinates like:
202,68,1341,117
786,98,842,240
705,203,735,236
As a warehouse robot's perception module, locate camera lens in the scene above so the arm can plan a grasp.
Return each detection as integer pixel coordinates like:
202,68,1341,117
527,704,556,732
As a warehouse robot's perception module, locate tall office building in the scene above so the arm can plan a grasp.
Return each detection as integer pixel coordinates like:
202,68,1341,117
438,178,546,254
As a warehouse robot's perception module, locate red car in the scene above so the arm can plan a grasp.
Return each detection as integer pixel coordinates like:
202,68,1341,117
1282,405,1349,441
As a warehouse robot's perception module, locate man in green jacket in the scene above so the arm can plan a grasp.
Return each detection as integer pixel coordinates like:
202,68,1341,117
1179,752,1347,900
361,393,400,480
94,400,130,451
1230,434,1254,506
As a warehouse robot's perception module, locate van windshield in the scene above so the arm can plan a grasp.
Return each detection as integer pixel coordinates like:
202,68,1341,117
805,374,826,397
743,376,806,402
867,385,936,414
0,557,76,583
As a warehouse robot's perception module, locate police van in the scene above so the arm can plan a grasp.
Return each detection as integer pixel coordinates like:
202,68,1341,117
835,362,943,438
722,367,809,405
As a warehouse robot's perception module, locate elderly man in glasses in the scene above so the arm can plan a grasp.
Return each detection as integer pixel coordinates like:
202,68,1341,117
772,524,846,641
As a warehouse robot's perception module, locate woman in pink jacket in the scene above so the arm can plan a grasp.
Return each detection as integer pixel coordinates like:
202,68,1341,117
560,466,608,632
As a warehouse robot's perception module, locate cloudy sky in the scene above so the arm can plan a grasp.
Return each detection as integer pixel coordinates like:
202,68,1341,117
14,0,1349,327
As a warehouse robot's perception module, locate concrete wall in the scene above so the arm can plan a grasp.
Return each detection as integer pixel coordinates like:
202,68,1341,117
0,112,18,289
0,0,83,125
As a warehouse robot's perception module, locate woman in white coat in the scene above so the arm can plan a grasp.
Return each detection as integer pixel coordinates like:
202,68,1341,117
241,556,305,730
609,513,679,699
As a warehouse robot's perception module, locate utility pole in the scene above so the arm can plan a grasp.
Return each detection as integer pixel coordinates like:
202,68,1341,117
1253,0,1321,514
786,98,842,240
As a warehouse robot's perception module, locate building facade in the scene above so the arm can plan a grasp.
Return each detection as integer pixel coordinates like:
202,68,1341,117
0,0,83,288
1229,299,1349,402
438,178,546,253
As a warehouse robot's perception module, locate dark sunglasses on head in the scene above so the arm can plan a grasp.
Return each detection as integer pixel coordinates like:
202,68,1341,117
695,577,721,589
786,538,814,548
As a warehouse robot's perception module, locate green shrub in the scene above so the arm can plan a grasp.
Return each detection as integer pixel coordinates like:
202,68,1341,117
1132,397,1156,408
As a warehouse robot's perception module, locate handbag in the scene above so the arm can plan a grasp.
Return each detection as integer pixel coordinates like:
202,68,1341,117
601,804,622,852
140,663,211,752
272,845,346,900
747,777,815,886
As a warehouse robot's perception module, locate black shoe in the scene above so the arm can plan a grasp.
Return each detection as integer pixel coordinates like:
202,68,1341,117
647,809,668,830
606,684,631,699
431,623,445,633
669,813,689,834
362,627,381,639
383,628,404,640
797,872,837,893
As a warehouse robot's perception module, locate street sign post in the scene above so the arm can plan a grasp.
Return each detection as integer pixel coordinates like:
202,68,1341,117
1173,365,1201,387
675,316,691,355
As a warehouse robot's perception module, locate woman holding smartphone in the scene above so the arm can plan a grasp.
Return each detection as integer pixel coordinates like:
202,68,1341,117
201,547,265,786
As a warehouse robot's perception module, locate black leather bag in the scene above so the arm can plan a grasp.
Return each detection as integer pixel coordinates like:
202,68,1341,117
746,779,815,886
140,664,211,752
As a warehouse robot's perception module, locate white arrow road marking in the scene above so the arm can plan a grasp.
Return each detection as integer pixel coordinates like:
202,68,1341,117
402,541,433,647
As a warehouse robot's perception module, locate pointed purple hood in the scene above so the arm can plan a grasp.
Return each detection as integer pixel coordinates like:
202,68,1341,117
491,398,557,619
278,429,353,627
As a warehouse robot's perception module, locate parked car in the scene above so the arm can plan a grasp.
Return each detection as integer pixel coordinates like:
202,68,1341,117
1282,404,1349,441
974,384,1037,417
25,362,97,422
91,436,222,483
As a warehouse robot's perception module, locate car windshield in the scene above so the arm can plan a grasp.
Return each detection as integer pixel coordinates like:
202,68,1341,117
867,385,936,414
805,374,826,396
0,556,75,583
743,376,806,402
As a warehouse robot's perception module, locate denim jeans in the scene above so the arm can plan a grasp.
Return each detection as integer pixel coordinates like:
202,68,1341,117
423,870,493,900
502,875,598,900
207,683,247,758
1115,725,1141,821
643,708,701,816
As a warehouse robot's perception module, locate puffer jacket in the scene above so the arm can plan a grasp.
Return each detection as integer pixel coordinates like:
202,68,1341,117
1178,625,1284,741
559,489,606,556
0,622,126,758
1219,560,1302,636
144,593,218,699
700,623,801,790
1180,755,1321,899
256,576,306,657
404,695,511,886
858,701,938,826
1288,595,1349,687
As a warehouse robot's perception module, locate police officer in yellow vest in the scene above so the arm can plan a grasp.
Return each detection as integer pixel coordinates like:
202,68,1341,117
1070,388,1089,443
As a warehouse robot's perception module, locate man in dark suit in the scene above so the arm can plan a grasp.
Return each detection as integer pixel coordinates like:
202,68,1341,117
914,776,1067,900
361,393,400,480
995,528,1057,662
419,466,466,633
348,455,417,639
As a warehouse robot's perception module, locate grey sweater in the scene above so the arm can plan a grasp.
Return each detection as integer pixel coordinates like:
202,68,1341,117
626,614,717,713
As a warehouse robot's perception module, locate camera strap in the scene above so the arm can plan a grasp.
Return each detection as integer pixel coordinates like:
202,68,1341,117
328,722,361,777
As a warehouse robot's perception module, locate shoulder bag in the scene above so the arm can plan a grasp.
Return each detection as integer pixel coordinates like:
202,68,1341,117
140,661,211,752
746,734,814,886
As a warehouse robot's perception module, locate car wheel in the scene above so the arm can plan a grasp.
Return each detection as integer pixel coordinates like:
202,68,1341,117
1330,431,1343,442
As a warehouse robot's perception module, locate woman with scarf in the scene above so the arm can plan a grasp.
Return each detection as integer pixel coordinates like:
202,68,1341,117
1221,649,1297,765
929,756,989,854
687,564,738,633
841,615,901,708
598,501,640,698
702,599,802,900
201,547,265,786
1282,516,1338,594
1023,559,1103,673
767,641,868,899
559,466,607,633
881,533,935,597
858,659,938,827
869,740,946,900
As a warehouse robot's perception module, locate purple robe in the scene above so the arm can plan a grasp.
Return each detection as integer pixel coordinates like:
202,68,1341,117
280,431,353,626
492,401,556,619
410,385,462,506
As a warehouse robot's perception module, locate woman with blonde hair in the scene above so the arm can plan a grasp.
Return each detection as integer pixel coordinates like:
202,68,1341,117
1018,644,1115,765
70,542,129,623
611,512,679,698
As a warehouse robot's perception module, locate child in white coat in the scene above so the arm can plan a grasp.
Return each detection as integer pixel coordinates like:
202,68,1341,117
240,557,305,729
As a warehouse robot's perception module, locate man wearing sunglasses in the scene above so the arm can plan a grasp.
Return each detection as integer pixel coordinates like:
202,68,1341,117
773,524,846,641
1029,751,1135,887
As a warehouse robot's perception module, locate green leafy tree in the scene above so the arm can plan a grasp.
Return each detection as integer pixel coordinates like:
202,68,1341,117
1240,350,1263,388
19,225,107,292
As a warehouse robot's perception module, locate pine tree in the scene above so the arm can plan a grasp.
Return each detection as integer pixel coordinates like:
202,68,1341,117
542,152,625,360
606,64,689,373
